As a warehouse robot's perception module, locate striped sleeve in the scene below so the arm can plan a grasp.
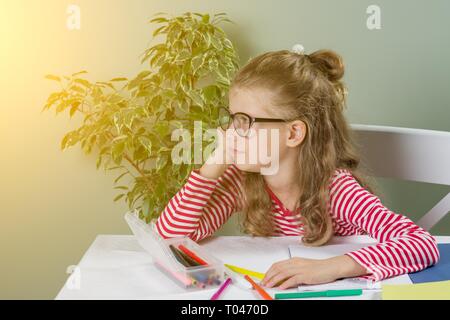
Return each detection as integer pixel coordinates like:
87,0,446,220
329,170,440,282
154,165,242,242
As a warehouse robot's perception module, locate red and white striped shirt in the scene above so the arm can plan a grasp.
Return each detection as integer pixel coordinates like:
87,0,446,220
155,165,440,281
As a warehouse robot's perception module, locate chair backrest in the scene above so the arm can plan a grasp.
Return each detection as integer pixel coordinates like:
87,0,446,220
351,124,450,230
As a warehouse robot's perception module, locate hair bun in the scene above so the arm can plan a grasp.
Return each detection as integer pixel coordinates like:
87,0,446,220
308,49,344,82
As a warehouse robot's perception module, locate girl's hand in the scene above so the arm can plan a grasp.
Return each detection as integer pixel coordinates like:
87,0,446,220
261,255,368,290
200,128,235,179
207,128,235,166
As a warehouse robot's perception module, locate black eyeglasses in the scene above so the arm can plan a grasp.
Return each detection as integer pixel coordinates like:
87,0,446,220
218,107,287,137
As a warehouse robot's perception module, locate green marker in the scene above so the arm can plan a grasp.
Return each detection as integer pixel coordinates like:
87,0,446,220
275,289,363,299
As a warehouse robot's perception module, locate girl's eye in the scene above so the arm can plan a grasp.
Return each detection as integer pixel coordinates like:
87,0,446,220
235,114,250,124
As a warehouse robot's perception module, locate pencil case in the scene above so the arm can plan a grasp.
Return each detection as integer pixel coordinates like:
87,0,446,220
124,210,225,291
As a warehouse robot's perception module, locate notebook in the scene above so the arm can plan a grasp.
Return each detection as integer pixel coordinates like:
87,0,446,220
408,243,450,283
382,280,450,300
288,241,381,291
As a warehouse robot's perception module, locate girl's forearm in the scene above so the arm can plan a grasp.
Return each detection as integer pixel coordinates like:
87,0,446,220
199,162,229,180
329,255,369,279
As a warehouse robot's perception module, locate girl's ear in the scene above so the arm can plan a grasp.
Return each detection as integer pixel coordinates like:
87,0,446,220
286,120,307,147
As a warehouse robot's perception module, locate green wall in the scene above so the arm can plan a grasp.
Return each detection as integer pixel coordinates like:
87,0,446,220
0,0,449,299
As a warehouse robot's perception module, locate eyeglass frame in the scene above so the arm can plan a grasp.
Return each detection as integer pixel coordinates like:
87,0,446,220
219,106,288,137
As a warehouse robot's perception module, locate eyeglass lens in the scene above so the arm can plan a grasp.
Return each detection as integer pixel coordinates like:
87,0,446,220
218,108,252,137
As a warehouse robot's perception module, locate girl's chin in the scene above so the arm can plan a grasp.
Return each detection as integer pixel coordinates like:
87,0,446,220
233,163,261,173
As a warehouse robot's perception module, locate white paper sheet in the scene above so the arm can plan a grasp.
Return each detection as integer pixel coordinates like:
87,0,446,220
200,235,300,275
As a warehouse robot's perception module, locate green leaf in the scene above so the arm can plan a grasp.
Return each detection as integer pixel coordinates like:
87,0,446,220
169,120,183,130
191,55,203,73
137,70,152,79
202,85,217,103
108,94,122,104
138,137,152,154
45,74,61,82
69,103,80,117
96,156,102,169
202,32,211,47
175,50,190,62
95,81,114,89
107,165,125,171
223,38,233,49
56,101,69,114
99,146,110,155
61,134,70,150
152,25,166,37
128,71,152,89
69,85,85,94
113,140,126,154
113,114,122,133
111,140,125,164
211,37,223,51
202,14,210,24
154,121,170,136
110,77,128,82
142,197,151,217
112,134,128,143
188,90,204,108
114,172,128,184
213,13,227,18
155,155,168,170
72,70,88,77
113,194,125,202
150,17,168,24
74,78,91,88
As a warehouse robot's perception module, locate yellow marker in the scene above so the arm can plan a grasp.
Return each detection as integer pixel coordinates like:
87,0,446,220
224,264,265,280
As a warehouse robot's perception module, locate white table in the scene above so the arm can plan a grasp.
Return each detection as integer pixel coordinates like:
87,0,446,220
56,235,450,300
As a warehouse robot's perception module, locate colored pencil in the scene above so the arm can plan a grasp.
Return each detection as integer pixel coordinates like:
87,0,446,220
275,289,363,299
210,278,232,300
178,244,208,265
224,266,253,290
176,248,202,267
168,244,191,267
244,275,273,300
224,263,265,280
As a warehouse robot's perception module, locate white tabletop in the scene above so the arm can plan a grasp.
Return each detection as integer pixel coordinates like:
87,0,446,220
56,235,450,300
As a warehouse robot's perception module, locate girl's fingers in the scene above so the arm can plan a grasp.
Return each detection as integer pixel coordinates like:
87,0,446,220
278,275,304,290
263,259,292,282
262,261,296,285
262,266,281,285
265,267,301,288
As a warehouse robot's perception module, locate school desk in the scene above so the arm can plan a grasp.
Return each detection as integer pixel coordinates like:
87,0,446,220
55,235,450,300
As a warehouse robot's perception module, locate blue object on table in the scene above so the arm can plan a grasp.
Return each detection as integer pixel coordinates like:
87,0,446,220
408,243,450,283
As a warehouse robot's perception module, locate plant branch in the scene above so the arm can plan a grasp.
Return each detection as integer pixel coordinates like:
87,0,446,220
123,154,154,192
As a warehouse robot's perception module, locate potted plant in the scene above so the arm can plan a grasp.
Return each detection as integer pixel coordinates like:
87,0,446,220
42,12,240,222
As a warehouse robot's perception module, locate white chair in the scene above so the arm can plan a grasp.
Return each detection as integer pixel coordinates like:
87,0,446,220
216,124,450,235
351,124,450,231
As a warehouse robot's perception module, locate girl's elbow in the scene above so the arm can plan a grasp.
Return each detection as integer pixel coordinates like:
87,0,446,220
428,234,441,266
417,231,440,267
153,222,174,239
187,229,211,243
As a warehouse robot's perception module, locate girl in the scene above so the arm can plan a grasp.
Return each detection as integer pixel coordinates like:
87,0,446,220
155,45,439,289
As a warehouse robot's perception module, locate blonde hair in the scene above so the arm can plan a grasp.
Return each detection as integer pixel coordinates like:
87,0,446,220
231,49,376,246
